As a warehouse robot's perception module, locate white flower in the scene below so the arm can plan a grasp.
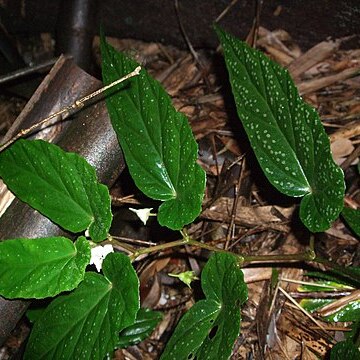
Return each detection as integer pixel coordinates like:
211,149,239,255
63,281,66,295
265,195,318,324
89,244,114,272
129,207,155,225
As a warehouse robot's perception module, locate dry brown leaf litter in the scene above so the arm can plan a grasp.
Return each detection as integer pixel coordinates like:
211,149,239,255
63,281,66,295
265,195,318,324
100,28,359,360
0,28,359,359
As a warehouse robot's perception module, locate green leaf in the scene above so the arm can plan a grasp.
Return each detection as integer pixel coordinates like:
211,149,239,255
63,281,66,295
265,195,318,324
306,267,360,288
25,252,139,359
300,298,333,313
300,298,360,323
101,35,206,230
0,139,112,241
161,299,221,360
215,26,344,232
298,280,353,292
299,277,360,323
26,307,46,324
342,207,360,237
0,236,90,299
117,308,163,348
325,301,360,322
330,340,360,360
160,253,248,360
347,321,360,343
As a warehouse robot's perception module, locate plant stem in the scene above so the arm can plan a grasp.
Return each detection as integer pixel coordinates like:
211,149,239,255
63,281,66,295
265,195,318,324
104,235,136,255
129,229,319,265
129,238,190,261
129,227,237,261
128,230,358,283
239,250,315,265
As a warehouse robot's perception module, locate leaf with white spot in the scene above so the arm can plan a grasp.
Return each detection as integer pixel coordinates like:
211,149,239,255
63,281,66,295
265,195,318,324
24,252,139,359
160,253,248,360
101,34,206,230
325,300,360,323
0,139,112,241
216,26,344,232
0,236,90,299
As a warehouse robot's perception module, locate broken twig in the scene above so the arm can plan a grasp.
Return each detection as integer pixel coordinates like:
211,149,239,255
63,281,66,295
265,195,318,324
0,66,141,152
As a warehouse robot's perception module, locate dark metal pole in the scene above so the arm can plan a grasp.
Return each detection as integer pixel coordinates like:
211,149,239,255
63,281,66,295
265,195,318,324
56,0,98,72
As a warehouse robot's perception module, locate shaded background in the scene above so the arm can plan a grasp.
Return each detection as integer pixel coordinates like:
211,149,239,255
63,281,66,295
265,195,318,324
1,0,359,51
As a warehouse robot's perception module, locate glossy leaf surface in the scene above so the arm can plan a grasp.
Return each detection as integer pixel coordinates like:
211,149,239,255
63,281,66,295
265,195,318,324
306,267,360,288
101,35,205,230
0,139,112,241
25,253,139,359
299,275,360,323
325,301,360,322
26,307,46,323
160,253,247,360
216,26,344,232
300,299,333,313
0,236,90,299
118,308,163,348
301,297,360,323
298,280,352,293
